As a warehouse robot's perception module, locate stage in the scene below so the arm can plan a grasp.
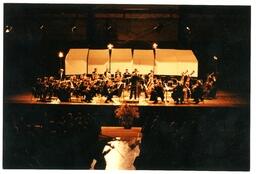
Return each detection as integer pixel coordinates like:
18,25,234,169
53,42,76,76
4,90,249,108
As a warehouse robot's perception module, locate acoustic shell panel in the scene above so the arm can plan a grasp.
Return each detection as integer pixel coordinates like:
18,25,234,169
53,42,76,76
155,49,198,77
65,48,88,75
88,49,109,74
111,48,133,73
133,49,154,74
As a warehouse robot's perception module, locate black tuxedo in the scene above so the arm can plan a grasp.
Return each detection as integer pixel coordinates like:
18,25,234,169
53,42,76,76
129,74,140,99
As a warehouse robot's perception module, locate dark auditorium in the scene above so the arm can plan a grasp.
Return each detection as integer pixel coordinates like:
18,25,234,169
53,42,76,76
3,3,251,171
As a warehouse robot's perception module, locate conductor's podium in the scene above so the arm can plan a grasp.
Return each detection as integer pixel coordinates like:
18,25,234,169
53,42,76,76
100,126,142,139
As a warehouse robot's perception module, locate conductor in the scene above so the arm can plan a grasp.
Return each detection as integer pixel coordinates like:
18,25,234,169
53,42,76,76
129,70,140,100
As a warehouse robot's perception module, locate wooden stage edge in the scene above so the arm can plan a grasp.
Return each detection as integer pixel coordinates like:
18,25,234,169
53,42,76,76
5,91,249,108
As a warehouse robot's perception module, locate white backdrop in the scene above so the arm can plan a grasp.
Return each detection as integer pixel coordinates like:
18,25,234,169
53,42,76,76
64,48,198,77
110,48,133,73
133,49,154,74
87,49,109,74
65,48,88,75
155,49,198,77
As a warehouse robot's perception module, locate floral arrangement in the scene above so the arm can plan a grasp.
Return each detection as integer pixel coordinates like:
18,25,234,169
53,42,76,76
115,103,140,128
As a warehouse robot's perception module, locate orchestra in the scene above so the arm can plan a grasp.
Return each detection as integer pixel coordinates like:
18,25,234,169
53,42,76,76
32,68,217,104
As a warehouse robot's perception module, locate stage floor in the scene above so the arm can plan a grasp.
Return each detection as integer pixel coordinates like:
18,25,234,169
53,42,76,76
5,90,249,107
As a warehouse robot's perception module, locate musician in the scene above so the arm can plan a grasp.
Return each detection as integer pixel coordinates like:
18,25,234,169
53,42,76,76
79,74,84,80
114,73,122,83
149,79,164,103
138,75,149,99
192,80,204,104
47,76,55,100
210,73,217,98
91,78,102,95
92,68,99,80
123,69,131,88
184,70,194,87
155,80,164,102
132,68,139,74
204,72,217,99
59,68,64,80
70,75,81,98
129,71,140,100
146,75,154,88
104,68,111,80
32,77,42,98
56,81,71,102
104,80,114,103
148,70,154,80
104,80,121,103
39,76,49,101
143,70,154,86
180,70,188,86
171,82,184,104
115,77,124,97
34,76,54,101
81,81,94,103
123,69,130,78
114,69,122,79
76,78,86,97
183,82,191,103
180,70,194,103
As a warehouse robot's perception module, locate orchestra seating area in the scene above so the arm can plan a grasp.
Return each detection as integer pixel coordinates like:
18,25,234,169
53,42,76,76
31,71,213,105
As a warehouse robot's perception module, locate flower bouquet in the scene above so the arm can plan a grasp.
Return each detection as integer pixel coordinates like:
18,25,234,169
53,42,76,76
114,103,140,129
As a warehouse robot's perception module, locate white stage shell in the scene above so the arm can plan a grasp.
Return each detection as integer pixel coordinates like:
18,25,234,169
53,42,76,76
155,49,198,77
88,49,109,74
65,48,88,75
133,49,154,74
110,48,133,74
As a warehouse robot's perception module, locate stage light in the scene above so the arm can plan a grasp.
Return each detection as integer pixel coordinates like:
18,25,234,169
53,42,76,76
213,56,218,60
153,24,163,31
5,28,10,33
153,25,158,30
5,25,13,33
107,25,112,31
58,51,64,58
107,43,114,50
105,22,112,31
72,26,77,32
40,25,44,30
152,43,158,49
186,26,190,31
